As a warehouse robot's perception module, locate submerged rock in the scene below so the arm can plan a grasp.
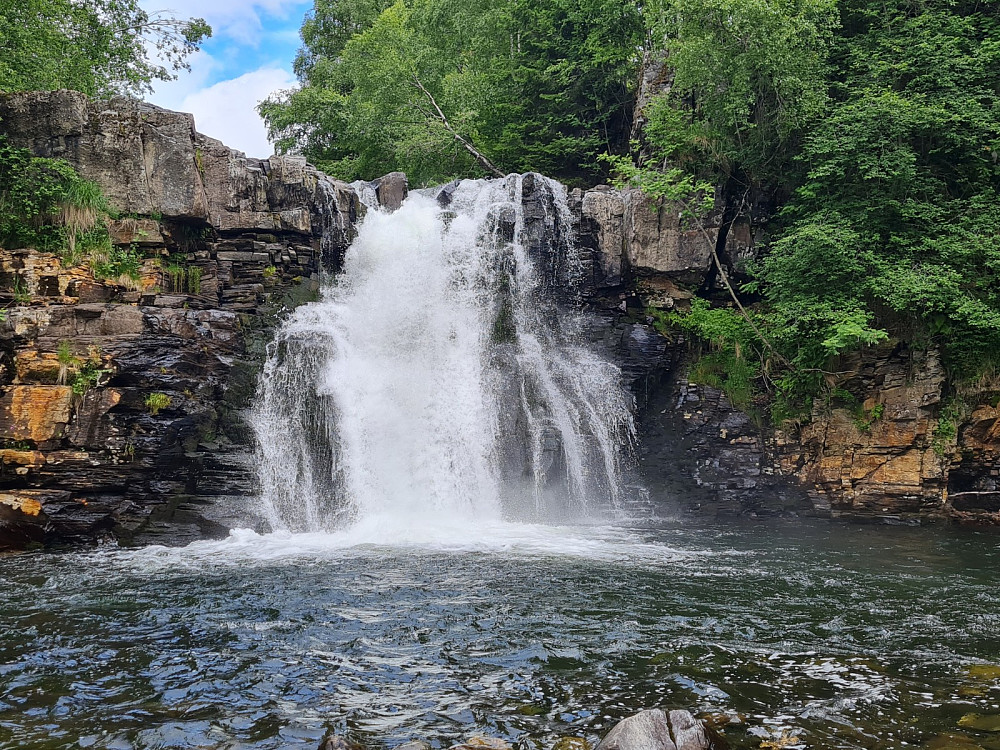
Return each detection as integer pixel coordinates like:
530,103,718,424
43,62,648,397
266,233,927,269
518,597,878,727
449,737,512,750
553,737,592,750
959,714,1000,732
318,736,365,750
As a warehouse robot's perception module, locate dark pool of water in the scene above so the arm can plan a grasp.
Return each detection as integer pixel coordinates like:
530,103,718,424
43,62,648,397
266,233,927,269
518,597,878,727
2,519,1000,750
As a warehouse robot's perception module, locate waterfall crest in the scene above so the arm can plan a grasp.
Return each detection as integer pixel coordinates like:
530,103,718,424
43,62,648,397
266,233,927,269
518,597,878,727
251,174,635,533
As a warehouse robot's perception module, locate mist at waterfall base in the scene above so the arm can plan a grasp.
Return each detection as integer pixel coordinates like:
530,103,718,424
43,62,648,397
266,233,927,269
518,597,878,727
5,179,1000,750
248,175,635,550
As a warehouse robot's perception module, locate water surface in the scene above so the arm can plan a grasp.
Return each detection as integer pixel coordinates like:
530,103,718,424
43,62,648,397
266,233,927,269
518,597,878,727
2,519,1000,750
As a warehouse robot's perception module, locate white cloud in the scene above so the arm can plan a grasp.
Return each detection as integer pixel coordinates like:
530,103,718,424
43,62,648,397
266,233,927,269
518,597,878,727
170,67,297,158
145,48,219,112
141,0,309,44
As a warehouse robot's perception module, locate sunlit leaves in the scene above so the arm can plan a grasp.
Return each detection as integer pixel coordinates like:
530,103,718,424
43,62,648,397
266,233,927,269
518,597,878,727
0,0,210,96
261,0,644,184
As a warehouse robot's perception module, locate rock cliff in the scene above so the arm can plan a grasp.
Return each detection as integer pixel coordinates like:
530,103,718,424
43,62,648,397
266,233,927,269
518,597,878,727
0,91,996,550
574,177,1000,524
0,91,367,549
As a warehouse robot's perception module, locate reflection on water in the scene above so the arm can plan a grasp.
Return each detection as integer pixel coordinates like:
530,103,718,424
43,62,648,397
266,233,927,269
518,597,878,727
1,519,1000,750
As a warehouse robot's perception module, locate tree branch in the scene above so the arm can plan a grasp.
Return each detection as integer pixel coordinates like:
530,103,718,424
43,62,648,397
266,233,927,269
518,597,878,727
410,74,504,177
678,190,791,369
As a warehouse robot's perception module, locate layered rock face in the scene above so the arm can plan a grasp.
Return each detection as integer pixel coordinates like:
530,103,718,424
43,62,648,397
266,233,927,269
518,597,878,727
0,91,366,549
574,179,1000,524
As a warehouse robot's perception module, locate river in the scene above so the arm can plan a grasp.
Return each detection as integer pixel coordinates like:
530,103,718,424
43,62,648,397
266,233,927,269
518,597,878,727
2,519,999,749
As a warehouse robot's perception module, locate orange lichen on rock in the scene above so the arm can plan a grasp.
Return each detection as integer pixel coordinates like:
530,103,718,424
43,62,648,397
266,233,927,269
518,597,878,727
0,493,43,516
0,449,46,468
0,385,73,443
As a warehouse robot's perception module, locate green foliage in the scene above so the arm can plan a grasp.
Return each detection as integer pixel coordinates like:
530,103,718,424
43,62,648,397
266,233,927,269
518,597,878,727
0,135,80,252
834,392,885,432
90,243,142,287
57,340,74,367
0,0,210,96
1,440,32,450
616,0,1000,419
261,0,643,184
166,262,186,293
144,392,172,416
164,261,202,294
70,363,107,397
55,344,108,396
10,276,31,304
767,0,1000,380
658,299,764,412
932,400,963,457
640,0,837,182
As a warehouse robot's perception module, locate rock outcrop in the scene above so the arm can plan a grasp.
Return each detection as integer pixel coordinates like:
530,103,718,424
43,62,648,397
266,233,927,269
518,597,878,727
0,90,365,549
571,177,999,524
780,345,951,520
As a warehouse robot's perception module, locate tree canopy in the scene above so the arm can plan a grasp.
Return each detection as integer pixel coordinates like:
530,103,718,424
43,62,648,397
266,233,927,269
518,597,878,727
260,0,643,185
0,0,211,97
612,0,1000,413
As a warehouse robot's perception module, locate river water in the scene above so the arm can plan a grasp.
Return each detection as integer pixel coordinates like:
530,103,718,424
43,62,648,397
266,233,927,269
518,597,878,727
2,519,1000,750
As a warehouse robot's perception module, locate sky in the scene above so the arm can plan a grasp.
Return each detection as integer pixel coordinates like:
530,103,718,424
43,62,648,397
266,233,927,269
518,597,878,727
142,0,312,158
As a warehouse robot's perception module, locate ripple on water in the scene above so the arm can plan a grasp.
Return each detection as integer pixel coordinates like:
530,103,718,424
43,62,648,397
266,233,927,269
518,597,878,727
1,520,999,750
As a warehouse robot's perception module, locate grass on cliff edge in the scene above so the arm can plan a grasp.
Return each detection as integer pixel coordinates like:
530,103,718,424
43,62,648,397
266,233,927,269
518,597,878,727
0,134,142,289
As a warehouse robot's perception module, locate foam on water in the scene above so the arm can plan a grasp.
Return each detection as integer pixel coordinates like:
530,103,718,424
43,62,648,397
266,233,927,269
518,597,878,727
125,520,711,569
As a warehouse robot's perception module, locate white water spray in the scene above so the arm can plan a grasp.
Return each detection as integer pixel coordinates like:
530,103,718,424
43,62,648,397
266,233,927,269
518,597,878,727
251,174,635,534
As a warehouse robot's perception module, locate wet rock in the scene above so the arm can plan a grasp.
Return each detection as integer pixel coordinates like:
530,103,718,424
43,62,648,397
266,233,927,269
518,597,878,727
373,171,409,212
553,737,592,750
581,188,626,288
0,386,74,447
959,714,1000,732
450,738,512,750
597,709,712,750
436,179,462,207
318,736,364,750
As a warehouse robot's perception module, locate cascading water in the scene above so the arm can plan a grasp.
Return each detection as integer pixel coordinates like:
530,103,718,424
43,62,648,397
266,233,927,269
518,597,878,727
251,173,635,535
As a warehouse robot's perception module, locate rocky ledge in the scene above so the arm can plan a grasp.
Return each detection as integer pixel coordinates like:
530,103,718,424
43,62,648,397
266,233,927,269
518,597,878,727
0,90,371,549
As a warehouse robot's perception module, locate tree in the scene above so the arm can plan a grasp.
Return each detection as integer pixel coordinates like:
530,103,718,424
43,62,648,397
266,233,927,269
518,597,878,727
260,0,644,185
0,0,211,97
612,0,1000,417
764,0,1000,377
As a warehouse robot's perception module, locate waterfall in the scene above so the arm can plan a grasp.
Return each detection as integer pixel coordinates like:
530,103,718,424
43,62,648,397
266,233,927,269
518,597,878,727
251,174,635,534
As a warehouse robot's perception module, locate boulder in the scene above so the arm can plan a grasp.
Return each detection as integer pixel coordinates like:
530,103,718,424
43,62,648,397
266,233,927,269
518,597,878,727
597,709,712,750
373,171,409,212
